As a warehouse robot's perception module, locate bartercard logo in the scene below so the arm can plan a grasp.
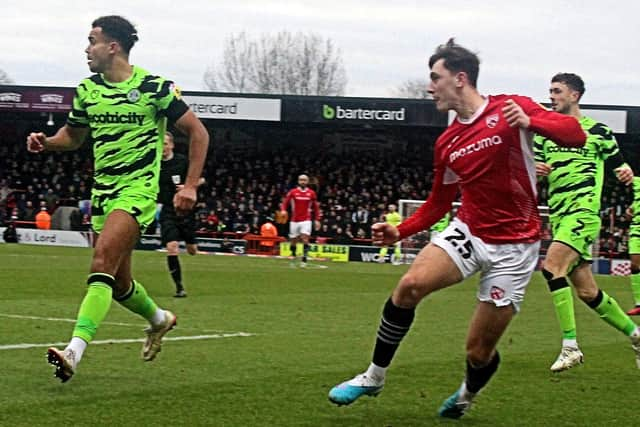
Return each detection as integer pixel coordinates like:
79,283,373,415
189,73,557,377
322,104,405,121
88,112,145,126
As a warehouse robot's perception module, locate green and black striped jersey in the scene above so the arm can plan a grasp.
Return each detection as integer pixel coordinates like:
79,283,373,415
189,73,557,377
67,65,189,201
630,177,640,237
534,116,620,217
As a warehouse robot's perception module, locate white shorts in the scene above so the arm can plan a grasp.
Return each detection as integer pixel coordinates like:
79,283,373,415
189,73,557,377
431,218,540,312
289,220,312,238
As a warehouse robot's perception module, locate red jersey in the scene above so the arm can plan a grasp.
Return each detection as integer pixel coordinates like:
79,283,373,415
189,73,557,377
397,95,586,244
281,187,320,222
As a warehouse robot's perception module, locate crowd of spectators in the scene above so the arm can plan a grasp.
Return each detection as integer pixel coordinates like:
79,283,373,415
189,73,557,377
1,129,636,257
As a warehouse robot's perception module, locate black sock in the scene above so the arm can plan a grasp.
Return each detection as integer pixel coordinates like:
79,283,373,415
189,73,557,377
302,244,309,262
167,255,182,290
290,243,296,257
466,351,500,393
372,297,415,368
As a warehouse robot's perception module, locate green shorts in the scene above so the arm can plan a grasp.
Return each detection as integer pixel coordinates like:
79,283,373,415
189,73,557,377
629,225,640,254
91,192,156,234
550,213,600,262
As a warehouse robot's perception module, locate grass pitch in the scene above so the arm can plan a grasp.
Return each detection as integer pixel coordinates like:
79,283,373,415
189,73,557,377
0,244,637,426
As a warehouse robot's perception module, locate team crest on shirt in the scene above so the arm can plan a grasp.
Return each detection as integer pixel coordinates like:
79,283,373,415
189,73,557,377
170,83,182,100
127,89,141,103
90,89,100,99
486,114,499,128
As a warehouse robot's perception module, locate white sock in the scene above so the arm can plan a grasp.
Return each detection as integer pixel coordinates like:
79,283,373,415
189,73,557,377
562,339,578,349
458,381,475,402
151,308,166,326
365,363,387,382
66,337,87,365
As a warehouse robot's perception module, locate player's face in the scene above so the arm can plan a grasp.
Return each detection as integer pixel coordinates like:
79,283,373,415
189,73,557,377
85,27,114,73
428,59,460,112
298,177,308,188
549,82,578,115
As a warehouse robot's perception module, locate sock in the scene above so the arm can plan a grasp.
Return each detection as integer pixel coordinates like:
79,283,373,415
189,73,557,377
290,243,296,257
167,255,183,290
302,244,309,262
457,381,475,403
379,247,388,258
546,275,577,340
631,268,640,306
72,273,114,343
66,336,88,365
365,362,387,382
372,297,415,368
115,280,161,324
393,245,402,259
587,289,637,336
465,351,500,394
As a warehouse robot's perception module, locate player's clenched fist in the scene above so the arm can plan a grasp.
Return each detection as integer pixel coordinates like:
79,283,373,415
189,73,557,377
371,222,400,247
502,99,531,129
27,132,47,153
173,185,197,216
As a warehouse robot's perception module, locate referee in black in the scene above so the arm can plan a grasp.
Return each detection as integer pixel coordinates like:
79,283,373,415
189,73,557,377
159,131,204,297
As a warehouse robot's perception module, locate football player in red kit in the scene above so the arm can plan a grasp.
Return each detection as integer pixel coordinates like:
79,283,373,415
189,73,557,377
328,38,586,419
280,174,321,266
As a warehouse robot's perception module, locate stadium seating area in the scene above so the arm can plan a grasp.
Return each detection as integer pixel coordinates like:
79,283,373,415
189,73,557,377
0,131,634,256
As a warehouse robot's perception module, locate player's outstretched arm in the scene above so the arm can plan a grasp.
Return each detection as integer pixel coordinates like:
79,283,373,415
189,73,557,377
510,97,586,147
173,110,209,214
26,125,88,153
371,222,400,246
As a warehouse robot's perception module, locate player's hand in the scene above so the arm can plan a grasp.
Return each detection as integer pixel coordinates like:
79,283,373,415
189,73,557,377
615,165,634,185
173,185,197,215
27,132,47,153
314,220,321,231
535,162,552,176
371,222,400,246
502,99,530,129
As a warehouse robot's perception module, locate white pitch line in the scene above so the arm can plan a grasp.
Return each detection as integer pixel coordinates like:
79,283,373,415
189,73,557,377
0,333,255,350
0,313,139,327
0,313,239,333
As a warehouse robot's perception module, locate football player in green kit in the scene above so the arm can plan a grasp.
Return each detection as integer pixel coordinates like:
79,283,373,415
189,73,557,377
27,15,209,382
626,177,640,315
534,73,640,372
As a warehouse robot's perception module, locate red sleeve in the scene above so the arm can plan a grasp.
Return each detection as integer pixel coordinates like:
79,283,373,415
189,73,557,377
396,153,458,239
520,97,586,147
280,190,292,212
311,190,321,220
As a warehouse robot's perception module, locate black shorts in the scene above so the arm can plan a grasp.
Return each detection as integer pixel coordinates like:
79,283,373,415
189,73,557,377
160,209,197,246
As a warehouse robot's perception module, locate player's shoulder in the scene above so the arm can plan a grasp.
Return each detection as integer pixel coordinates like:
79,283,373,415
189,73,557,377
491,93,539,107
75,74,105,95
581,115,613,135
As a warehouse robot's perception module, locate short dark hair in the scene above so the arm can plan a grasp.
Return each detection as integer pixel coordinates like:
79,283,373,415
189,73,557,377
551,73,585,99
428,38,480,88
92,15,139,54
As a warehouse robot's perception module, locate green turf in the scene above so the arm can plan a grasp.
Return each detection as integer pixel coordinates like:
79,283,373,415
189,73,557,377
0,244,637,426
